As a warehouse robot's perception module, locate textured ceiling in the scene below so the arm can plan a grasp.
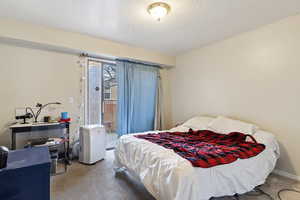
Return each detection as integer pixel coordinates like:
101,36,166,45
0,0,300,55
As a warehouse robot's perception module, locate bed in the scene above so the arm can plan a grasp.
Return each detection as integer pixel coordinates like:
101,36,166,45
114,117,280,200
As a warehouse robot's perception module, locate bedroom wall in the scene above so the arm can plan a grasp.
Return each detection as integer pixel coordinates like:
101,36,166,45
171,14,300,177
0,44,172,148
0,43,80,147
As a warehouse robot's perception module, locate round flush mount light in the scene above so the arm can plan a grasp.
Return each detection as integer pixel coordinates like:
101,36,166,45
147,2,171,21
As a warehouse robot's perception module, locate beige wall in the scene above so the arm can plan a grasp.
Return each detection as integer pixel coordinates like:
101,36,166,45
0,43,173,148
0,43,81,147
171,14,300,176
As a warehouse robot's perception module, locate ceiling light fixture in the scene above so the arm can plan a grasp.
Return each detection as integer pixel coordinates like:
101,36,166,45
147,2,171,21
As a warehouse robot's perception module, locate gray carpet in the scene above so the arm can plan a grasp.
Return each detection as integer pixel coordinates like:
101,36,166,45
51,150,300,200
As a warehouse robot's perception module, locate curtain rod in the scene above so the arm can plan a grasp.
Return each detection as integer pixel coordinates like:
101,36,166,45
79,53,116,62
115,58,162,68
81,53,163,68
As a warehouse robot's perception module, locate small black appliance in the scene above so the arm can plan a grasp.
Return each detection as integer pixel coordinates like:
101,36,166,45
15,112,33,124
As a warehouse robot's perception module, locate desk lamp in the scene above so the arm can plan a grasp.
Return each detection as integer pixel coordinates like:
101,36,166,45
26,102,61,123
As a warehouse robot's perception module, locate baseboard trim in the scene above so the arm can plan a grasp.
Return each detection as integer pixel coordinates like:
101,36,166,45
273,169,300,181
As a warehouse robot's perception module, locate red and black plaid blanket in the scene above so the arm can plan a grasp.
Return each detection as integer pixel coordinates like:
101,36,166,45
135,129,265,168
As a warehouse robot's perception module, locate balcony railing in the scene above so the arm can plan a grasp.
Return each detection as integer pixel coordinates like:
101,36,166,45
103,100,117,133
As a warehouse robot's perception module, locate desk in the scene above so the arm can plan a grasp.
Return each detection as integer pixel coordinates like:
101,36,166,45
9,122,70,164
0,147,51,200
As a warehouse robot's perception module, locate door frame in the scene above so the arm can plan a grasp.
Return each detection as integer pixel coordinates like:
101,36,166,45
84,57,116,125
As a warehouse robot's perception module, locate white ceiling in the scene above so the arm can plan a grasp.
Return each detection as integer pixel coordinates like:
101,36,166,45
0,0,300,56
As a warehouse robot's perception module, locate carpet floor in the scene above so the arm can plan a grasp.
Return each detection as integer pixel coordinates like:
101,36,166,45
51,150,300,200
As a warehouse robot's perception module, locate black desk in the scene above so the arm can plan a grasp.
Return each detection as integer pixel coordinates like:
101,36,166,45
0,147,51,200
9,122,70,164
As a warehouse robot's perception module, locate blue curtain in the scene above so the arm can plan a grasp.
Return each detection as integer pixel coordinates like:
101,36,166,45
117,61,158,136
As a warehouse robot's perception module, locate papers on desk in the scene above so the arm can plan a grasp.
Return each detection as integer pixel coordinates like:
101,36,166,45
29,138,64,147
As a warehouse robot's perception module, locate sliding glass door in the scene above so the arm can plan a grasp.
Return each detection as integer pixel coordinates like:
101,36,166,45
86,58,118,149
87,59,102,125
102,63,117,135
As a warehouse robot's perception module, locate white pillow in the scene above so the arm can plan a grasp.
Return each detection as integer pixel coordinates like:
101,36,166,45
207,116,258,135
169,126,190,132
182,116,215,130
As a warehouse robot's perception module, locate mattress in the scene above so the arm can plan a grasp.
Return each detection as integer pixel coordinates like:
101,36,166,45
114,126,280,200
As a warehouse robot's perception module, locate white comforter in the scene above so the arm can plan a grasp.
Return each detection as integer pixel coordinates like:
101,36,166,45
114,126,280,200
